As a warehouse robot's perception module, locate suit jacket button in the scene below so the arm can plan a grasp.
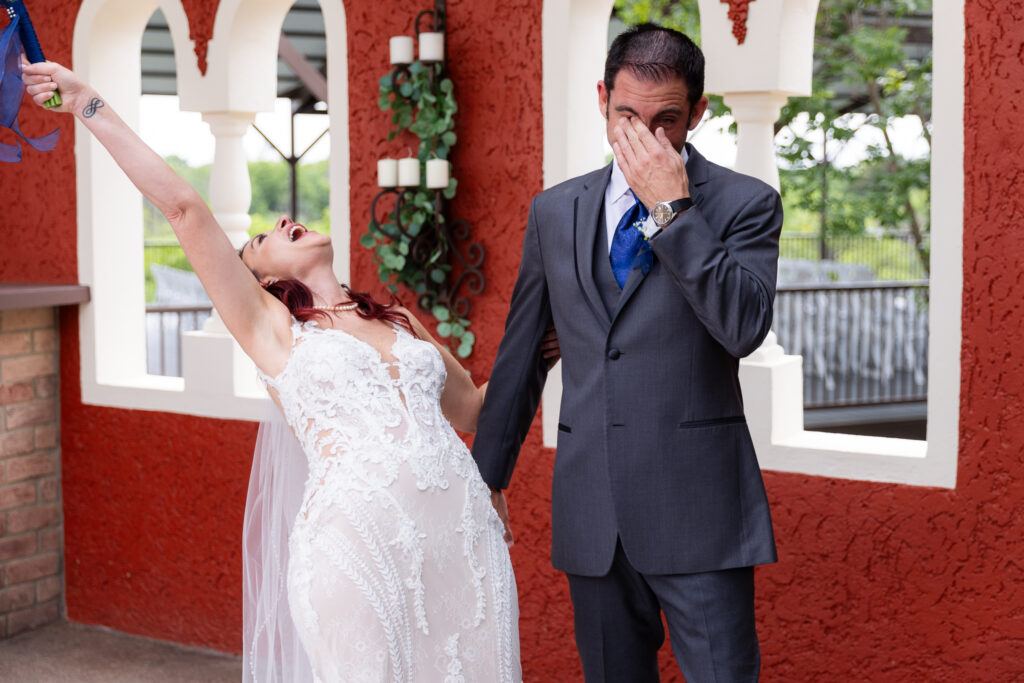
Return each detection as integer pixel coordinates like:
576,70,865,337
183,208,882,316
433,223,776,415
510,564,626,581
607,348,620,360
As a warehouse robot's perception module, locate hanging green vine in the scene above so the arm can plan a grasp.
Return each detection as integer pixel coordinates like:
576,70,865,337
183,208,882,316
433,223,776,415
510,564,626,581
362,61,476,357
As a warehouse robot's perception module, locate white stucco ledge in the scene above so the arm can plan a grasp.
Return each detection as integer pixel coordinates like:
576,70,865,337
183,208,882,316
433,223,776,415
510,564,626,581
753,428,932,485
772,431,926,459
739,332,949,488
83,371,269,422
80,319,269,423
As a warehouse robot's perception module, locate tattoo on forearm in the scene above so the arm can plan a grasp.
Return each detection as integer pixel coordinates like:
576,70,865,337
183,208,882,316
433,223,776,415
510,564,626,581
83,98,104,118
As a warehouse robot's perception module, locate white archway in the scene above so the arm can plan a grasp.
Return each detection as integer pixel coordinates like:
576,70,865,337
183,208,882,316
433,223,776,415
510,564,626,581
180,0,350,285
75,0,193,395
75,0,350,420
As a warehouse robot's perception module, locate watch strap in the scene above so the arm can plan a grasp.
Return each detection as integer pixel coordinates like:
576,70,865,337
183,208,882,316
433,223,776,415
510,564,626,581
668,197,694,213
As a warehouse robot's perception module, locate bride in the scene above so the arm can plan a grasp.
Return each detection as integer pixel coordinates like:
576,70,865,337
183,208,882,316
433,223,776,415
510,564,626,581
24,61,547,682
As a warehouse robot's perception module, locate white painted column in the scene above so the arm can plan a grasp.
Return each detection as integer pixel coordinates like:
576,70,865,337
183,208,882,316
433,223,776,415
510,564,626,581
739,331,805,448
195,111,251,335
183,111,264,400
723,91,789,193
202,111,256,249
698,0,819,191
696,0,819,456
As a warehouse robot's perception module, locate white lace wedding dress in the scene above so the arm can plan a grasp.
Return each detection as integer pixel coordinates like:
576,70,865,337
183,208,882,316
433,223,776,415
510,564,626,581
256,319,521,682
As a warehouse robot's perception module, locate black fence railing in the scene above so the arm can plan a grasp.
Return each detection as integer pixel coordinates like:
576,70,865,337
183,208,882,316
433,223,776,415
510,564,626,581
779,233,929,281
146,304,212,377
774,281,929,409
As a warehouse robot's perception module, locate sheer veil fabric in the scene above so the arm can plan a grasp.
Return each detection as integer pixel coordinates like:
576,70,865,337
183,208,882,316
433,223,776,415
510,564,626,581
243,405,314,682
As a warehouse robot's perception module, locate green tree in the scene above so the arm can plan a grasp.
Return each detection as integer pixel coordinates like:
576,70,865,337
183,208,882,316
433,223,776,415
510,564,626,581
613,0,700,39
143,156,331,300
247,159,330,230
776,0,932,273
247,160,291,217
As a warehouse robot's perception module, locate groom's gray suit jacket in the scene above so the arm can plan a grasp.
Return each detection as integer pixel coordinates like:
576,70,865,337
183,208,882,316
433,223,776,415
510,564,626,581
472,145,780,577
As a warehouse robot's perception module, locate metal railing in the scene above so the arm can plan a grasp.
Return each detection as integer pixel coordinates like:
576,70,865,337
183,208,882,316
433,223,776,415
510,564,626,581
779,233,929,281
146,304,212,377
773,281,929,408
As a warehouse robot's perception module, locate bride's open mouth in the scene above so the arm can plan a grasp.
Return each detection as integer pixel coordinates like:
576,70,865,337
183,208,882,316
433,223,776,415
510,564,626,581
288,224,307,242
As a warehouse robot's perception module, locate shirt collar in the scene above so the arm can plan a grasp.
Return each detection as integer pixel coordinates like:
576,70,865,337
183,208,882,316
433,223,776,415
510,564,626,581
608,144,690,204
607,157,631,205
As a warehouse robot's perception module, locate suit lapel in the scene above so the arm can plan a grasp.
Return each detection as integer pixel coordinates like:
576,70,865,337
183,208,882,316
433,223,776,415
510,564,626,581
610,144,710,324
574,164,613,330
685,143,709,206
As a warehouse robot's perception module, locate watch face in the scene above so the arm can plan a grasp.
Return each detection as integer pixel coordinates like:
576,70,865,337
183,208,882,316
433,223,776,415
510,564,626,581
653,203,673,225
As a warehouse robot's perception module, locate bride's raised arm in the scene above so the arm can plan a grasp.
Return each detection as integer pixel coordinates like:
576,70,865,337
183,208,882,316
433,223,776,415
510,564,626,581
23,60,292,372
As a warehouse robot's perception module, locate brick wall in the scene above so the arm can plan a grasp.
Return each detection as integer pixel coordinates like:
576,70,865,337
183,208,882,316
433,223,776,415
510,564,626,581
0,307,63,638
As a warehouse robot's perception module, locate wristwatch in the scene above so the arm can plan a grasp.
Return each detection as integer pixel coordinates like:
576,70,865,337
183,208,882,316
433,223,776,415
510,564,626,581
651,197,694,228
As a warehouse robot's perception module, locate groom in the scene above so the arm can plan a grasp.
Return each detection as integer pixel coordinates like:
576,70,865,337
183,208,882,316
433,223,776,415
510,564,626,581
472,24,781,681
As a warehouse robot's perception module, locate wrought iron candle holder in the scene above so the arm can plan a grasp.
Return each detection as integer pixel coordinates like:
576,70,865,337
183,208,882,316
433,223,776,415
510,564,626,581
368,186,484,320
368,0,485,352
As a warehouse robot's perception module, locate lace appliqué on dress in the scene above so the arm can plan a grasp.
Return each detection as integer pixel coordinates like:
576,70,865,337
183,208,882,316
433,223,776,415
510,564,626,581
257,319,520,682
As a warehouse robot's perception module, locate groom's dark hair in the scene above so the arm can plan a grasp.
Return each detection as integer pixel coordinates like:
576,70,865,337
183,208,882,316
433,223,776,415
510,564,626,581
604,23,705,107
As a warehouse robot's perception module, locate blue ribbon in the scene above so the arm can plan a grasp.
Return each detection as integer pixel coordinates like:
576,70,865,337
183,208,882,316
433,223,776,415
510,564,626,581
0,14,59,163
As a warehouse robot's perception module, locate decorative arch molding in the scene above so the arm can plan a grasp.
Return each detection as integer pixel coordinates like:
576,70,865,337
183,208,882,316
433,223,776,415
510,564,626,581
74,0,196,397
74,0,350,420
178,0,351,285
722,0,755,44
178,0,218,74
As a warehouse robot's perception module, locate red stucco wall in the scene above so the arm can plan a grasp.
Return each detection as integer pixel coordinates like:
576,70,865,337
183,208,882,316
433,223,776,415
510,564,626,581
0,0,79,283
58,311,255,650
1,0,1022,679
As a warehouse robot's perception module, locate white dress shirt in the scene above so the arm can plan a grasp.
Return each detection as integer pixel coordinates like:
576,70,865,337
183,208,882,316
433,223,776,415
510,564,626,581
603,146,689,253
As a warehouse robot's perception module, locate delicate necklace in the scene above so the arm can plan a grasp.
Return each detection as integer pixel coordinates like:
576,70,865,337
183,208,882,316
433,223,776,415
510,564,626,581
313,302,359,312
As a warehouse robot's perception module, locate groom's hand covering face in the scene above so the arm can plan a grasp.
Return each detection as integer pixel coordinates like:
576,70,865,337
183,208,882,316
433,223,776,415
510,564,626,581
597,69,709,210
597,68,707,154
612,117,687,210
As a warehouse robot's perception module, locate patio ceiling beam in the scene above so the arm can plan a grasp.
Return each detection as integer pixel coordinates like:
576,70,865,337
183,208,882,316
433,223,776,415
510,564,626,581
278,34,327,103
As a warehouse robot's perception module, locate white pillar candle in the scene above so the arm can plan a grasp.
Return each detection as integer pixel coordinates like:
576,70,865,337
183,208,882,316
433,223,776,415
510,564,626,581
419,32,445,62
425,158,450,189
398,158,420,187
389,36,414,65
377,158,398,187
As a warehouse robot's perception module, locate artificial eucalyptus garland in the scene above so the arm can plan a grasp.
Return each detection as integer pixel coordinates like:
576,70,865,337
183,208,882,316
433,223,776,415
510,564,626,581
362,61,476,358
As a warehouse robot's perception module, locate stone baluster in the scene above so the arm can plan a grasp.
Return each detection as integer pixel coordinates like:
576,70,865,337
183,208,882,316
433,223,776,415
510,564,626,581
694,0,820,457
182,111,264,398
723,92,789,193
202,111,256,249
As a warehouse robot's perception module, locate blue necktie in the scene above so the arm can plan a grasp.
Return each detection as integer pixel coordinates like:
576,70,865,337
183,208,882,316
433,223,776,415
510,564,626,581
609,192,650,288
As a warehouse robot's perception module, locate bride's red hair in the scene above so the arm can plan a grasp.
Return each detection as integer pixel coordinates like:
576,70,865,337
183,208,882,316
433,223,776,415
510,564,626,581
265,279,414,334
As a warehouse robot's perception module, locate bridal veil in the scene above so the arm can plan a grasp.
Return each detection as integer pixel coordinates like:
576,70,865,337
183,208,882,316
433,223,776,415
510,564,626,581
242,406,314,682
